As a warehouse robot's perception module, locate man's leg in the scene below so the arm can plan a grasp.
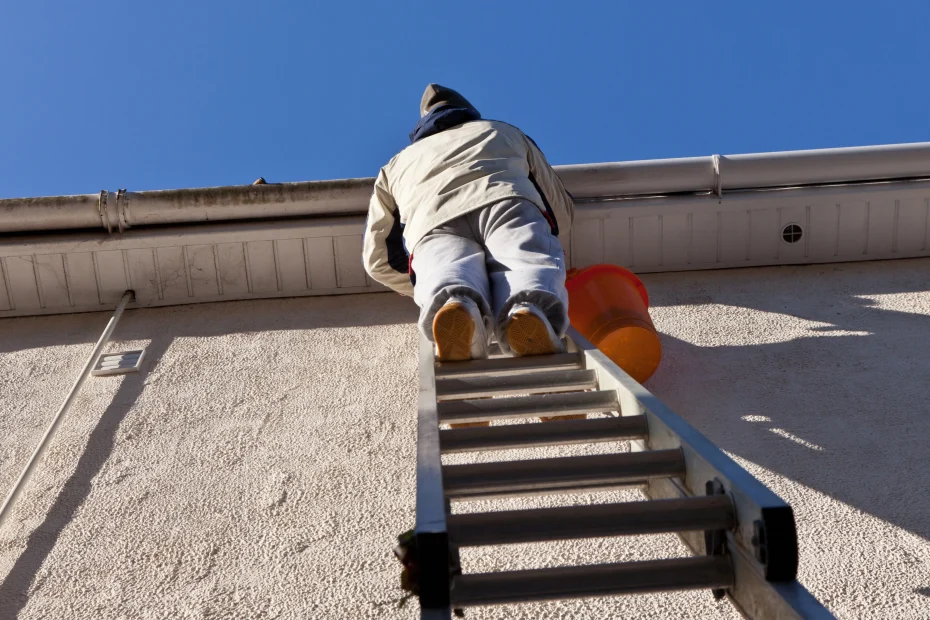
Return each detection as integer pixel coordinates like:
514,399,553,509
412,222,493,361
477,199,569,354
478,199,580,422
413,220,493,428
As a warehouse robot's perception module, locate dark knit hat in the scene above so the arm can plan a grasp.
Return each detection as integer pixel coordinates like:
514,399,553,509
419,84,478,117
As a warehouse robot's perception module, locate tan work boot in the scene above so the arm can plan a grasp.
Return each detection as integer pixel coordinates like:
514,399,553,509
504,303,563,357
504,304,584,422
433,297,490,428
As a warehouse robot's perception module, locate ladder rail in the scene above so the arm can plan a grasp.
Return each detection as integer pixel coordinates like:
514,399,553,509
565,327,832,619
414,337,452,614
412,332,833,620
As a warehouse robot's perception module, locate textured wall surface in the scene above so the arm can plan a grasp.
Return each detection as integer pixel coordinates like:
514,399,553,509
0,259,928,619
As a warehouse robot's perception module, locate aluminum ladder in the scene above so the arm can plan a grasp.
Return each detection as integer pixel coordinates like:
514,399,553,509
409,327,834,619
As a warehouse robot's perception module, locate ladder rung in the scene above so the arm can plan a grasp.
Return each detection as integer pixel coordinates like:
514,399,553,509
438,390,618,425
443,449,685,500
447,495,735,547
439,415,647,453
435,352,584,379
450,556,734,607
486,339,570,358
435,369,597,401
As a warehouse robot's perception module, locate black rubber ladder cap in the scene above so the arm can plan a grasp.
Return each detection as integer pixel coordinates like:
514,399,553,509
447,495,735,547
437,390,619,425
439,415,648,453
442,449,686,500
450,556,735,607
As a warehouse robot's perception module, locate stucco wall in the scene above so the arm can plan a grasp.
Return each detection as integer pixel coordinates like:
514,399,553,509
1,258,928,619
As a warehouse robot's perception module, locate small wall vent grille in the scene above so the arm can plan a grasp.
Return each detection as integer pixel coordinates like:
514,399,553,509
92,350,145,376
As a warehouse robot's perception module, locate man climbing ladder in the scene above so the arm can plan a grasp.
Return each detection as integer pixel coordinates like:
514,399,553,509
366,85,834,619
363,84,574,363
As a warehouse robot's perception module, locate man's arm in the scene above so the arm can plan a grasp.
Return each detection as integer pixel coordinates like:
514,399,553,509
525,135,575,236
362,168,415,297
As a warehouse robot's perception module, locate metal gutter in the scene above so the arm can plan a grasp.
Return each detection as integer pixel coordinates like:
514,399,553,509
1,142,929,235
558,142,930,199
0,179,373,235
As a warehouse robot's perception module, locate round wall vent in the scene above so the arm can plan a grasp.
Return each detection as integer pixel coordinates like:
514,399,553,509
782,223,803,244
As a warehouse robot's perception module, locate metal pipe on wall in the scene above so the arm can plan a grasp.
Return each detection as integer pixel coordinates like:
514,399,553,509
0,291,134,529
1,142,929,235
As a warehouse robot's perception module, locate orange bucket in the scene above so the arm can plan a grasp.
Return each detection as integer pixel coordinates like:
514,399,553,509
566,264,662,383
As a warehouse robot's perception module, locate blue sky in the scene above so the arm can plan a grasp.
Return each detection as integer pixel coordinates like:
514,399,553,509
2,1,929,199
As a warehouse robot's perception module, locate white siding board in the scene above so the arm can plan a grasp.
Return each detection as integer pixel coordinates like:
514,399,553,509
305,238,338,290
691,211,718,264
0,259,14,311
602,215,630,267
94,250,129,304
5,257,42,310
895,198,929,253
837,201,869,257
661,214,690,268
571,219,605,268
246,241,279,293
807,204,838,261
157,247,190,300
275,239,308,292
35,254,71,308
216,243,250,295
749,209,779,261
186,245,220,297
126,249,160,303
631,216,660,268
334,236,367,288
866,199,896,256
65,253,100,307
720,211,749,263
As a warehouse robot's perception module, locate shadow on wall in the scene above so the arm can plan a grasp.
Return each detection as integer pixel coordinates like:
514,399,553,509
2,256,928,609
642,257,930,543
0,292,418,354
0,337,174,618
0,291,418,614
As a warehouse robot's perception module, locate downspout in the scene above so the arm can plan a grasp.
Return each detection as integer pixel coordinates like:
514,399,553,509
0,290,135,528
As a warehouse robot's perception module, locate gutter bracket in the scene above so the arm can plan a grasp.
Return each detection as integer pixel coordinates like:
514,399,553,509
97,190,112,234
116,189,130,233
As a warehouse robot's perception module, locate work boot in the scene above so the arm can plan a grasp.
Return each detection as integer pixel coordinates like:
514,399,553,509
432,297,490,428
504,304,584,422
504,303,564,357
433,296,488,361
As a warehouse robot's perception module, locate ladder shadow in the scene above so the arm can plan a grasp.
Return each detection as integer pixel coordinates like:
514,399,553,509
0,336,173,618
643,258,930,543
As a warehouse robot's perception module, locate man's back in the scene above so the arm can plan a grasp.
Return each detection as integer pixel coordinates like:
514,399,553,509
362,84,574,362
382,119,557,250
